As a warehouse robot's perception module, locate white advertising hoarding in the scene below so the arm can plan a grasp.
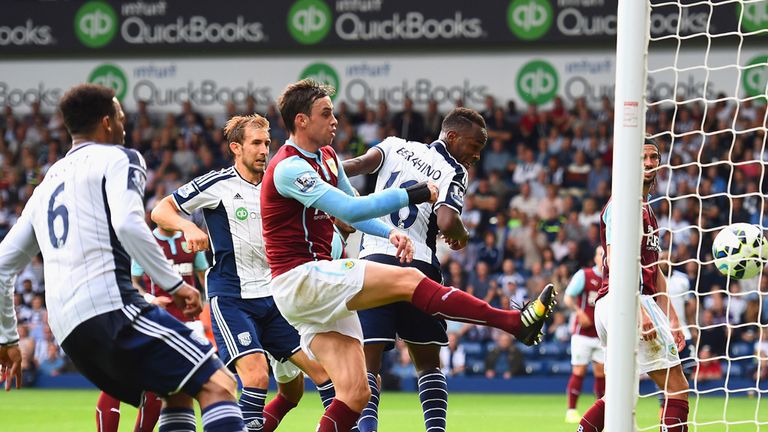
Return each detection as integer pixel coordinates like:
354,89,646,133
0,49,765,114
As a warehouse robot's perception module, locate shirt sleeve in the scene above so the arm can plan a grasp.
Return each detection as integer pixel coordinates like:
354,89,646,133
172,173,224,215
565,269,586,297
435,168,466,215
274,157,410,223
602,202,613,246
105,149,184,293
193,251,209,271
0,203,39,345
130,259,145,277
370,137,396,174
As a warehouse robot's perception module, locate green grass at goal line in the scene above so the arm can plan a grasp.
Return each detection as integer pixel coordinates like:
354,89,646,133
0,389,765,431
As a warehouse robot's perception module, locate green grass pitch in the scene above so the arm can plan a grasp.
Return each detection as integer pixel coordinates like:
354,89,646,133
0,389,766,431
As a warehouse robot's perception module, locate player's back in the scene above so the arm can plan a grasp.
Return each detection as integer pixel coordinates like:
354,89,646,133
360,137,466,265
27,143,143,341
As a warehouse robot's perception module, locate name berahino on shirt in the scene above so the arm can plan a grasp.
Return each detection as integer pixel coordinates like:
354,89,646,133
395,146,442,180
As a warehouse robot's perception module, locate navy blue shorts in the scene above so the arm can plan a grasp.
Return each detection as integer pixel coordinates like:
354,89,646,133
61,304,221,407
358,254,448,351
209,295,300,371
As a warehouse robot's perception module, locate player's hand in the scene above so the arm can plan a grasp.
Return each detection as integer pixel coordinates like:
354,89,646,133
152,296,173,309
0,344,22,391
427,182,439,204
640,308,657,341
442,232,469,251
672,328,686,352
389,230,414,263
183,225,210,252
576,309,593,327
172,283,203,318
334,218,356,240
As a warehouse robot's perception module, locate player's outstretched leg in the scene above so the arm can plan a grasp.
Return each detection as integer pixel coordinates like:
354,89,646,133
134,392,162,432
351,264,556,346
96,391,121,432
409,276,556,345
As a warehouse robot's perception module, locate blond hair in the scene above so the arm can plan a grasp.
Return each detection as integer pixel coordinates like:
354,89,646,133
223,114,270,144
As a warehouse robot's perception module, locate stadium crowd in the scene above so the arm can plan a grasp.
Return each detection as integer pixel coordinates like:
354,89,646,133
2,92,767,388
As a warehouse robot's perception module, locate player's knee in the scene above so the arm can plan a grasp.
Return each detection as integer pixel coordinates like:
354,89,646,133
402,267,426,290
199,368,238,403
348,381,372,411
239,369,270,388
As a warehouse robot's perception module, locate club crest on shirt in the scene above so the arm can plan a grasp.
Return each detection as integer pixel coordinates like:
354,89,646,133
128,167,147,196
237,332,252,346
326,158,338,177
344,260,355,269
294,172,317,193
177,183,196,198
181,242,192,253
450,184,465,207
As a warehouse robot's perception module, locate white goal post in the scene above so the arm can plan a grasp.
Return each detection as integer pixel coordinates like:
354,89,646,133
607,1,649,431
611,1,768,431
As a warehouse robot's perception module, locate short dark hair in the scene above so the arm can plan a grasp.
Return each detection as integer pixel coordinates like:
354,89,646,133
278,79,335,133
441,107,486,133
59,84,116,135
644,137,659,150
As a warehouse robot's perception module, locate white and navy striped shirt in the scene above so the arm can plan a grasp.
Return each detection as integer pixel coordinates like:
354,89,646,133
0,143,183,343
172,167,271,299
360,137,467,266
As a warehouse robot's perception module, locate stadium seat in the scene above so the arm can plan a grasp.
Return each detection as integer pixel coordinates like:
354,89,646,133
549,360,573,375
516,342,539,359
525,360,548,375
462,341,486,356
728,342,753,359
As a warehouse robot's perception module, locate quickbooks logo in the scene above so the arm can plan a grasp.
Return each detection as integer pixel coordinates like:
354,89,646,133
88,64,128,101
75,1,117,48
742,55,768,99
516,60,558,105
507,0,552,41
299,63,340,99
235,207,249,221
739,1,768,32
288,0,331,45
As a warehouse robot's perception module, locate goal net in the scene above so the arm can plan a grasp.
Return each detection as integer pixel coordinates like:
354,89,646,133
637,0,768,430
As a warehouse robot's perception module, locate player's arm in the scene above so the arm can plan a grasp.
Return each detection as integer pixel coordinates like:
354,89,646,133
194,251,209,293
0,205,39,391
436,173,469,249
335,154,415,261
563,269,591,327
341,146,384,177
437,206,469,250
655,269,685,350
105,151,200,316
275,156,436,223
151,197,209,252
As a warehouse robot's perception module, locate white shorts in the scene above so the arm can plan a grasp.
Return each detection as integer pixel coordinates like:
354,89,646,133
570,334,605,366
272,259,367,360
267,352,303,384
595,294,680,375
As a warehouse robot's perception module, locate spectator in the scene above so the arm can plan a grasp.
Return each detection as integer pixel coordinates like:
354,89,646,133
37,343,67,377
509,182,540,218
484,332,525,379
440,332,466,377
694,345,723,381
